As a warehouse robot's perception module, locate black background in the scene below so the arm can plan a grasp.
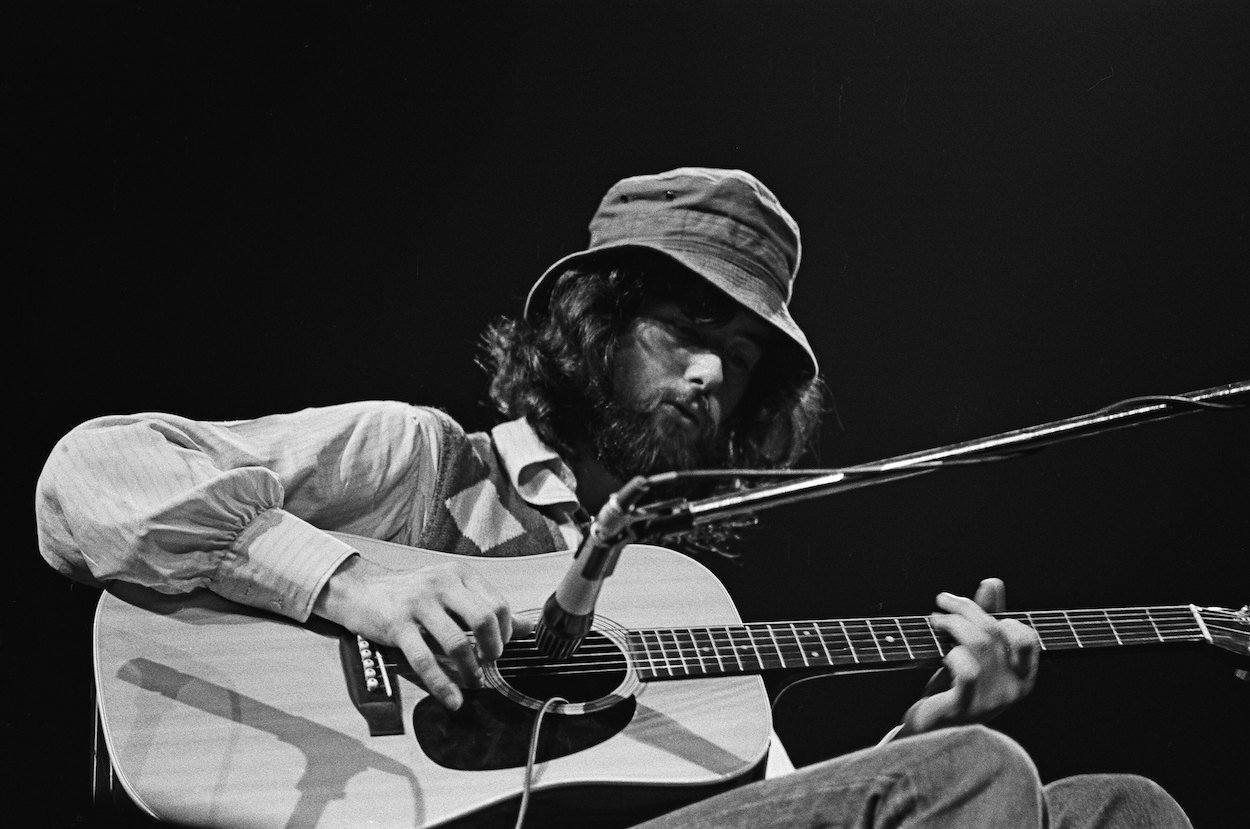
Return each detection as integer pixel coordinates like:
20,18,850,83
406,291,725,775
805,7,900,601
21,2,1248,826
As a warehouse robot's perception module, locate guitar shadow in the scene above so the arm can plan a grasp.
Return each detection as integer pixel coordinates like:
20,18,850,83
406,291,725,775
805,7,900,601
115,658,424,829
630,694,763,779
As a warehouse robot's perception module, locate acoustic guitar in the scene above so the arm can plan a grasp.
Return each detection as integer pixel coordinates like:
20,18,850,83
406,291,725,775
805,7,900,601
93,532,1249,828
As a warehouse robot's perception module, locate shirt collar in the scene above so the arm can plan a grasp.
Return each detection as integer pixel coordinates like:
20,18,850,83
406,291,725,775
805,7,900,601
490,418,580,509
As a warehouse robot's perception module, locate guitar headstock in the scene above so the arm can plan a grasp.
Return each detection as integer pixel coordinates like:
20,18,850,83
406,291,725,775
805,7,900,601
1197,605,1250,661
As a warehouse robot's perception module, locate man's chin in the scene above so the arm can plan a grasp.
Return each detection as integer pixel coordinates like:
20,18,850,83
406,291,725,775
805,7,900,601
588,397,724,478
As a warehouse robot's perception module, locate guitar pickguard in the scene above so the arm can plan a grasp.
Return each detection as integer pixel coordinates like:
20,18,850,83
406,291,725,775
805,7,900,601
413,689,636,771
414,626,640,771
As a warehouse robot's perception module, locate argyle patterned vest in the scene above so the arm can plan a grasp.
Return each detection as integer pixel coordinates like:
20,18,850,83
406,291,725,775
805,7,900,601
415,411,573,557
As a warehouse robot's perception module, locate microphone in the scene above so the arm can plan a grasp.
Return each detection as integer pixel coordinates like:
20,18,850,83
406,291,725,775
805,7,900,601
533,475,650,658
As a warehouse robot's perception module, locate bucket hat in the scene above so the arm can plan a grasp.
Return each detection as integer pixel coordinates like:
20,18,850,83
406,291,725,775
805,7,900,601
524,167,817,378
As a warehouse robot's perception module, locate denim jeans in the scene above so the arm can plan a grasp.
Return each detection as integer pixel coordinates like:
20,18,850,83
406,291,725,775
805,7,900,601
631,726,1192,828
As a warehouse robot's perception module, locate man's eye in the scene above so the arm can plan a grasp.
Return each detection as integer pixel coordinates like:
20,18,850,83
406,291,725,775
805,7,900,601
664,317,698,339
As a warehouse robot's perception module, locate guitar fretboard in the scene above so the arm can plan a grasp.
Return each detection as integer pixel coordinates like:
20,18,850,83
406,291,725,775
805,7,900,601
626,605,1207,681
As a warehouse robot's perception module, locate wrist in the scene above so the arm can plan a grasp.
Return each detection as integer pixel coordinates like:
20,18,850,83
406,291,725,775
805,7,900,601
312,553,370,628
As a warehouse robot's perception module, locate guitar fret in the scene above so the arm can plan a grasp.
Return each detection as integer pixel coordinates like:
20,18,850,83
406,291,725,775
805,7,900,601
925,616,948,656
680,629,707,674
895,617,938,660
1031,611,1079,650
865,619,887,661
644,630,665,675
712,627,736,672
874,619,905,659
893,618,916,660
651,629,675,676
809,622,835,665
1145,610,1165,640
709,627,728,672
736,626,763,671
722,626,746,672
664,629,690,675
1104,610,1150,642
749,626,773,669
1145,609,1165,643
1025,611,1045,650
658,629,679,676
715,630,730,675
692,627,725,674
837,619,861,663
764,624,788,668
635,630,660,677
761,624,786,669
1122,610,1171,643
790,622,812,667
645,629,666,676
838,619,882,662
1089,610,1119,647
1064,611,1085,648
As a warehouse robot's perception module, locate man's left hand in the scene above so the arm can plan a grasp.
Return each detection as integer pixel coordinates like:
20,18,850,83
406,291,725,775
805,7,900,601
898,577,1040,736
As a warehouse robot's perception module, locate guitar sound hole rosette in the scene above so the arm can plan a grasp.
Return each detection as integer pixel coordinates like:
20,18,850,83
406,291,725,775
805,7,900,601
483,609,640,716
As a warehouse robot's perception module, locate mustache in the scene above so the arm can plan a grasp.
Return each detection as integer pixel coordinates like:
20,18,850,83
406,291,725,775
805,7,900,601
652,390,712,426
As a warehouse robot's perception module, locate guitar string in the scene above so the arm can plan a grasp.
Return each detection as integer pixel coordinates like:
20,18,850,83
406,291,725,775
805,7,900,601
383,615,1218,668
514,614,1215,653
509,609,1231,654
374,609,1242,679
524,626,1205,667
452,630,1206,667
491,609,1215,654
490,621,1211,663
606,613,1211,639
378,622,1230,680
497,613,1211,656
532,610,1215,643
381,635,1237,681
380,634,1208,681
410,615,1224,663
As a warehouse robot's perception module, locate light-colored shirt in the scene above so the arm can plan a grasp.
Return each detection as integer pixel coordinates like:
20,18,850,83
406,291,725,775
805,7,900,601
35,401,583,622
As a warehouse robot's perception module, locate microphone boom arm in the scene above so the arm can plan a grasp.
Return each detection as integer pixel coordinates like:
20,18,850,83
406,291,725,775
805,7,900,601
632,380,1249,540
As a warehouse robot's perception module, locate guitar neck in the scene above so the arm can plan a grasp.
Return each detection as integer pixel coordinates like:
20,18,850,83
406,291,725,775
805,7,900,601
628,605,1211,681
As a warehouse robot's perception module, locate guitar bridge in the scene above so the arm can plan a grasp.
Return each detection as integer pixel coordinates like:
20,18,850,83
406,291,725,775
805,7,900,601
338,632,404,736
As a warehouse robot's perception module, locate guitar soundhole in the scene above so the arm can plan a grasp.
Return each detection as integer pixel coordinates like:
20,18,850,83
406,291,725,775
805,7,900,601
499,630,628,704
413,630,638,771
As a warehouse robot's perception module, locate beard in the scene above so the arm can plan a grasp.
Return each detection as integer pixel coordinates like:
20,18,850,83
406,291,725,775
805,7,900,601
587,388,729,479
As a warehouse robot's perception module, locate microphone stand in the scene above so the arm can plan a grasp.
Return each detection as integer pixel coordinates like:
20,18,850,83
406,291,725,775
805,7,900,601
631,380,1248,541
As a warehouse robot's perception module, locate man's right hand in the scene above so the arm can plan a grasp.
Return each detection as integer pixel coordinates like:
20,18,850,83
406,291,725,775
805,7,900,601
312,554,532,710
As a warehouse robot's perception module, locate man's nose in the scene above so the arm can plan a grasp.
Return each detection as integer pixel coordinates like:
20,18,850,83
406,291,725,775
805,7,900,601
684,348,724,393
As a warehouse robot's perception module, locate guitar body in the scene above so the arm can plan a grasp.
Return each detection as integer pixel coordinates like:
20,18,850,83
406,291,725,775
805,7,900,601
94,536,772,828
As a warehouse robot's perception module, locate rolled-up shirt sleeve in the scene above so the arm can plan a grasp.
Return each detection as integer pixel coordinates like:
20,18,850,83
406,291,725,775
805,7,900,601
35,401,444,621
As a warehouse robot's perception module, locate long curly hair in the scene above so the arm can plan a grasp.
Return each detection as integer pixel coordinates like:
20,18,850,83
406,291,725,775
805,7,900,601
480,252,827,471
